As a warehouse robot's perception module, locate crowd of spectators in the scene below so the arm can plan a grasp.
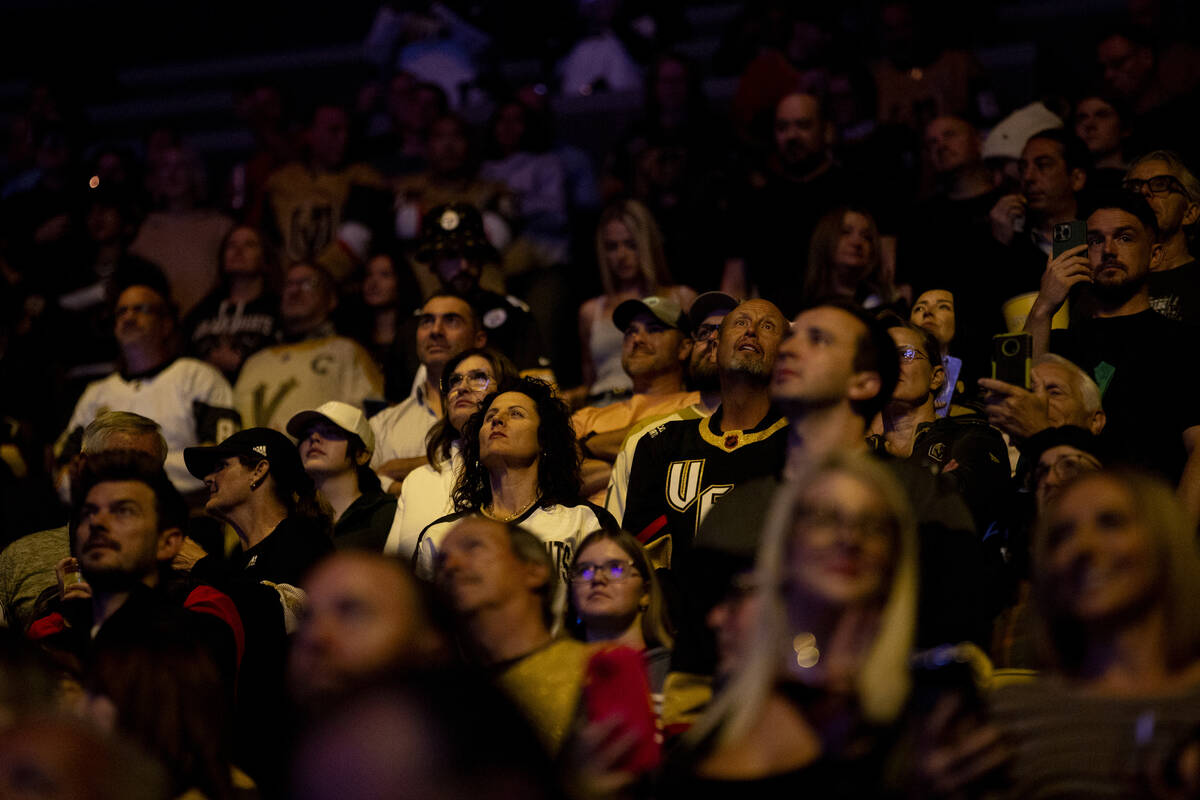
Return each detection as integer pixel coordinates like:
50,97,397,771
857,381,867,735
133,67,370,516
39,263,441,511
2,1,1200,798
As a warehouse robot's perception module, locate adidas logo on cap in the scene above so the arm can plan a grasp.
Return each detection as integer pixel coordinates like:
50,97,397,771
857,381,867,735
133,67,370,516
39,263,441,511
252,445,267,456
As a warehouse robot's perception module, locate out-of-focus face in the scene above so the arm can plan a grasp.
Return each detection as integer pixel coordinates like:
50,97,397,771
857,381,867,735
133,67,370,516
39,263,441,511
114,286,173,351
1033,444,1102,513
298,421,356,479
707,572,761,678
309,107,349,170
600,219,641,284
290,553,428,702
620,313,686,380
654,58,689,113
1085,207,1158,293
888,327,938,404
493,103,526,154
1074,97,1123,158
774,93,825,168
688,310,728,391
222,226,266,277
1125,159,1197,238
910,290,955,348
75,480,173,586
716,299,787,379
416,296,481,371
86,203,124,244
1042,474,1159,625
428,117,469,175
436,518,533,616
433,255,482,294
789,471,896,608
833,211,874,272
154,146,192,202
479,391,540,469
1031,362,1094,430
1098,34,1154,101
281,264,335,330
925,116,979,174
363,255,399,308
446,355,496,434
570,538,646,629
1019,137,1080,215
772,306,862,408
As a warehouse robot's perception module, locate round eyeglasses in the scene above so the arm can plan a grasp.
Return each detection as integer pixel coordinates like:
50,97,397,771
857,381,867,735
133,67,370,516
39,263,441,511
446,370,493,394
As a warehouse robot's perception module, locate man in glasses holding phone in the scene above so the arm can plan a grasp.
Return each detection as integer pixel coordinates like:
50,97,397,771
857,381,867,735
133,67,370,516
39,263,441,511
1123,150,1200,322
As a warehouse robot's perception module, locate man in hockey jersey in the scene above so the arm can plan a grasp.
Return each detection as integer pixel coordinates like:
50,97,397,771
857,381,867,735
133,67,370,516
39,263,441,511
234,261,384,433
56,271,240,498
621,299,790,567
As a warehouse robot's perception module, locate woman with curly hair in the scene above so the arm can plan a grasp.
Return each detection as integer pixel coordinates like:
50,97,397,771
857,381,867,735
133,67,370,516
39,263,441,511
414,377,618,585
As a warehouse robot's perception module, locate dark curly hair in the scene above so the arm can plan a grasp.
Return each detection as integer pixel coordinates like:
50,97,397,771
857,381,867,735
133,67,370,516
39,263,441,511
451,377,582,512
425,347,521,472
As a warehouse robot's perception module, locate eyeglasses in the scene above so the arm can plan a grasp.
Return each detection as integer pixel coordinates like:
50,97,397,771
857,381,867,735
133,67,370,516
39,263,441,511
795,505,897,542
570,559,639,583
896,346,928,363
284,277,321,292
693,323,721,343
1122,175,1189,198
446,370,493,394
1032,453,1101,486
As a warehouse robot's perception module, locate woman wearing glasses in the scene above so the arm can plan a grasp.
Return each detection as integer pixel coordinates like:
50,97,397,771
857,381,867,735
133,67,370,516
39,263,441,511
565,530,674,703
384,347,519,559
414,376,618,582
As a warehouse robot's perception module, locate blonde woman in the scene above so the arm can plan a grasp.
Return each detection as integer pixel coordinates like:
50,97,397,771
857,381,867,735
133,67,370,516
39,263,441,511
570,199,696,408
665,452,919,793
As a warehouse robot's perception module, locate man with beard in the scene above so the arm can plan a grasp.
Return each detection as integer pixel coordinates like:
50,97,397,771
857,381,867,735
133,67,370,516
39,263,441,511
573,296,697,501
622,298,789,566
604,292,734,521
721,94,858,315
1025,190,1200,515
1123,151,1200,323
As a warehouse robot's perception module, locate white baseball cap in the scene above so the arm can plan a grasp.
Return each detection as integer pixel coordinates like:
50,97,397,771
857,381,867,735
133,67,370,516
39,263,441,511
981,102,1064,162
286,401,375,455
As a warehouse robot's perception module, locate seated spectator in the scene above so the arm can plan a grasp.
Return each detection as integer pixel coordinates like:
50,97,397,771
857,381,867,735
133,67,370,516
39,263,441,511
435,516,593,753
1123,150,1200,323
1023,190,1200,514
980,353,1107,453
871,318,1009,531
253,100,390,283
565,530,673,711
909,288,963,413
664,453,920,792
288,551,449,715
394,203,548,384
181,427,333,589
989,469,1200,797
288,402,396,551
803,206,901,309
363,75,448,178
128,142,233,317
84,625,252,800
183,224,280,383
0,410,167,633
575,296,699,500
987,128,1090,318
369,291,486,491
572,199,697,408
979,101,1063,190
415,377,617,583
55,269,239,497
233,261,384,433
623,299,790,567
340,248,420,390
480,97,570,273
603,291,735,522
1071,92,1131,188
384,347,518,560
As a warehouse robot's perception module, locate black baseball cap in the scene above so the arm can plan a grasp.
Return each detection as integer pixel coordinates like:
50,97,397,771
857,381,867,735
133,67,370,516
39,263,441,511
414,203,500,264
184,427,306,491
686,291,738,333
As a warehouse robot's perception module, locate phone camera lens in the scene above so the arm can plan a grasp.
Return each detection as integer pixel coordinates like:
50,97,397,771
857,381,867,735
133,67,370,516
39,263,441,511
1001,339,1020,357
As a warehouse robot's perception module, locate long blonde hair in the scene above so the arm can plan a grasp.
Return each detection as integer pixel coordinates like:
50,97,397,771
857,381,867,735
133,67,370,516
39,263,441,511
690,452,918,748
594,198,673,297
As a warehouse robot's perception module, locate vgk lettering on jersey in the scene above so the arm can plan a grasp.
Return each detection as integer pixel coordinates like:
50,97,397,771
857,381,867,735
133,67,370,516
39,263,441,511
665,459,734,534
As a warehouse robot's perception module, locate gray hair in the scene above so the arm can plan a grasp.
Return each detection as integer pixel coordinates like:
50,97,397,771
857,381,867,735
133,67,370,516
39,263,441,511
81,411,168,465
505,522,557,629
1127,150,1200,203
1034,354,1103,414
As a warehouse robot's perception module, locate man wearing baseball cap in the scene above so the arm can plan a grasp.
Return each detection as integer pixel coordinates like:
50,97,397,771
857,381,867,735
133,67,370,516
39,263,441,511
288,401,396,551
572,295,698,501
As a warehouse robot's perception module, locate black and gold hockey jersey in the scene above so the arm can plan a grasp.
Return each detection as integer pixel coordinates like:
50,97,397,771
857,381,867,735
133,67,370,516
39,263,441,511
621,407,788,568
